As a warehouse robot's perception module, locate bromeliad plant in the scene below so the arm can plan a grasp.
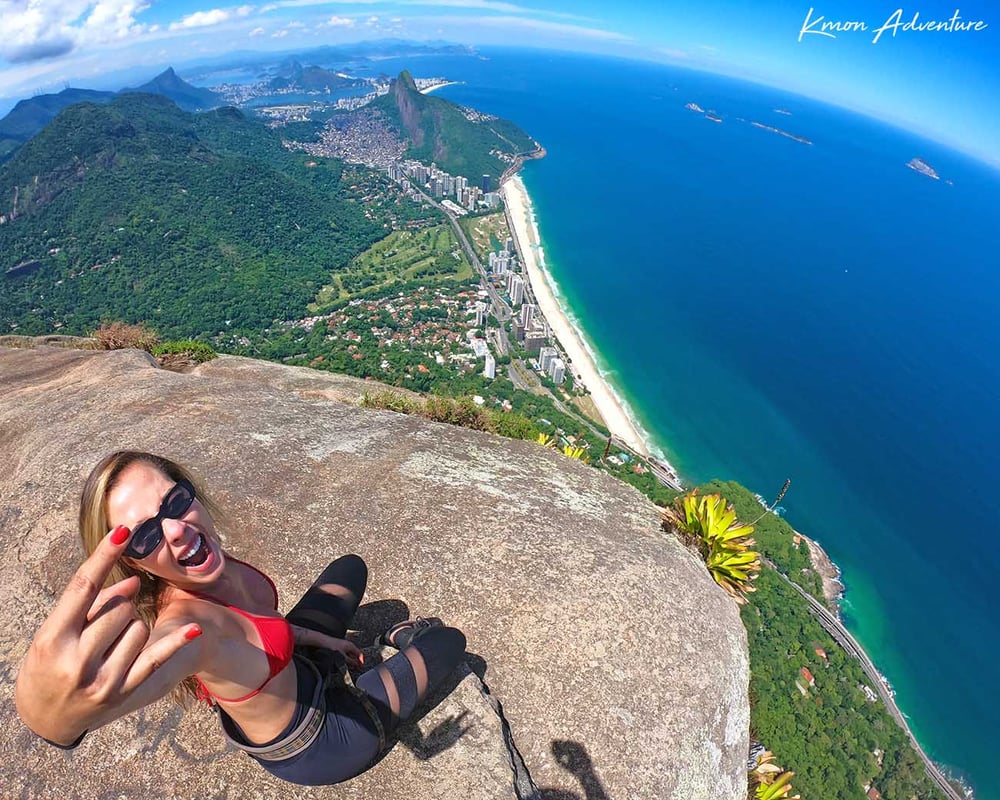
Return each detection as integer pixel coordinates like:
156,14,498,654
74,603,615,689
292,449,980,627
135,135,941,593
749,750,801,800
662,490,761,604
537,433,590,463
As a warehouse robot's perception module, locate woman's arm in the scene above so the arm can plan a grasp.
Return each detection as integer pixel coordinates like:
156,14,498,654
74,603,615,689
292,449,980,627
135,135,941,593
86,607,215,731
15,528,207,746
289,623,363,668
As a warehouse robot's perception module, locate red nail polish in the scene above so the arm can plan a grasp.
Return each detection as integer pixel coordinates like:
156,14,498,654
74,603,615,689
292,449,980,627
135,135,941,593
184,626,203,640
110,526,130,545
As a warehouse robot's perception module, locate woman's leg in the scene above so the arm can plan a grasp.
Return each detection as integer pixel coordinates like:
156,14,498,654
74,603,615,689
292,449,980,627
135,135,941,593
356,626,467,733
286,554,368,639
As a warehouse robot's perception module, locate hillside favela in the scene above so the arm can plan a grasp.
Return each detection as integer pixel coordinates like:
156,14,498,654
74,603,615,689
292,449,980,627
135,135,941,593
1,3,998,800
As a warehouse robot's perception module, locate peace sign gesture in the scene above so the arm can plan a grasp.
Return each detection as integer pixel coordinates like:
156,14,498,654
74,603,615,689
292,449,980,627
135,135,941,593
15,526,202,747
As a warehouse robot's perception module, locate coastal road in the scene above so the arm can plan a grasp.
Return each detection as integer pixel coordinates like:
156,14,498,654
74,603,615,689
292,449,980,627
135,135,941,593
764,558,965,800
408,182,512,324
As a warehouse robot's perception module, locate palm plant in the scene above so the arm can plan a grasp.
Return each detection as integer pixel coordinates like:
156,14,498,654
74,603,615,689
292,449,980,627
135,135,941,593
662,490,761,604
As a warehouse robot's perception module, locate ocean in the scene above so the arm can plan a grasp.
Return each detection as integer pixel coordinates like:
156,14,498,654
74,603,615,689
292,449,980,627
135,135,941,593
350,49,1000,796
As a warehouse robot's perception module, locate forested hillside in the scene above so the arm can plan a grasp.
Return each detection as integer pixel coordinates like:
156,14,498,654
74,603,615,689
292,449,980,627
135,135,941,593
371,70,538,184
0,94,385,339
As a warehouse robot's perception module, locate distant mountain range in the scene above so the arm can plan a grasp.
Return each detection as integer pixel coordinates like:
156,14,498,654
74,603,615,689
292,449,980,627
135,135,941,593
269,59,367,92
0,68,221,161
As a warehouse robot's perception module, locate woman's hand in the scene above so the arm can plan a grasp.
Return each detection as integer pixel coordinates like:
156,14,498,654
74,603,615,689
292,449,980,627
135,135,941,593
290,624,364,668
15,526,203,747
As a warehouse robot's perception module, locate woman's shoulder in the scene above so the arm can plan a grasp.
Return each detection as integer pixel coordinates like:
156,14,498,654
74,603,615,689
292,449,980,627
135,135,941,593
155,593,227,634
223,555,279,609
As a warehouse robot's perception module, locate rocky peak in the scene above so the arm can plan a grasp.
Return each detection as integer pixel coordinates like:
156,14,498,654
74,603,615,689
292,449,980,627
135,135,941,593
0,340,749,799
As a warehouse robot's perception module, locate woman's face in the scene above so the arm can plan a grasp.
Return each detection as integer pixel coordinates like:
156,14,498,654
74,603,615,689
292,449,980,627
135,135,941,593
106,460,225,589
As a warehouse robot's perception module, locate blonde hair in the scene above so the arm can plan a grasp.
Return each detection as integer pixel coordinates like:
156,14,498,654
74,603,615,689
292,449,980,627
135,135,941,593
79,450,227,705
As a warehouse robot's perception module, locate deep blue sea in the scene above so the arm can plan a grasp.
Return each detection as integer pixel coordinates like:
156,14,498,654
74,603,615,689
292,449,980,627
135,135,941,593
354,49,1000,797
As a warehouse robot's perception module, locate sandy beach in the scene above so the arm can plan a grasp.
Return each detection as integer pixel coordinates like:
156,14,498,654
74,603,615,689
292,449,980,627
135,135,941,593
419,81,461,95
500,174,654,459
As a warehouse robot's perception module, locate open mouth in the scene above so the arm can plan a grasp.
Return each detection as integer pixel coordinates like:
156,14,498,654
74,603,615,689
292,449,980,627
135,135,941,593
178,533,209,568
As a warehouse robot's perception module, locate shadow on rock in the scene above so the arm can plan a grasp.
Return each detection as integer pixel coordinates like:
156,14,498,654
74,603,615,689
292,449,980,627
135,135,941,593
351,602,480,763
538,740,610,800
350,598,411,646
396,708,472,759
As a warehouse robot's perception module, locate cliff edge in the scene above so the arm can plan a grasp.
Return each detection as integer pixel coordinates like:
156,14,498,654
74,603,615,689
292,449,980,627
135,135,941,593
0,342,749,799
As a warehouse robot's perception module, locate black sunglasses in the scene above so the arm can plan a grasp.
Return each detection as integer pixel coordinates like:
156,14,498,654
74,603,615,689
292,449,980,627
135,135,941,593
123,479,196,560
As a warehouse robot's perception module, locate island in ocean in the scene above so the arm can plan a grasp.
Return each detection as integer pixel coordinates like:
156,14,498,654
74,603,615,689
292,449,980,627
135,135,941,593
749,121,813,145
907,156,940,179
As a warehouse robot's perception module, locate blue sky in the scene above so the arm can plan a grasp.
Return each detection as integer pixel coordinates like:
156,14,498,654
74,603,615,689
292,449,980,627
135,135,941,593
1,1,998,164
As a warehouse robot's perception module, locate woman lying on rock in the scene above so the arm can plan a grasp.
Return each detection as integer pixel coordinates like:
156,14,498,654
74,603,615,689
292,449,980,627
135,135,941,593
15,449,467,785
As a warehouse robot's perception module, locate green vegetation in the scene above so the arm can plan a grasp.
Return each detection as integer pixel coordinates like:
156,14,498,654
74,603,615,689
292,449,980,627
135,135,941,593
153,339,217,363
458,211,510,261
741,566,946,800
0,88,117,162
371,70,537,185
685,481,948,800
0,95,384,339
703,480,822,600
362,389,536,439
750,751,800,800
311,224,473,308
663,490,761,604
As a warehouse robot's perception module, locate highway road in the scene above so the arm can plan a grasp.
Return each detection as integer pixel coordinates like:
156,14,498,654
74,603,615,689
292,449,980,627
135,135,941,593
764,558,966,800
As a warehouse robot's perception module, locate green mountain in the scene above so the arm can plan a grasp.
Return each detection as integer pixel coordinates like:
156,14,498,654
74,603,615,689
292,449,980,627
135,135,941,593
123,67,221,112
0,93,382,338
0,68,220,163
370,70,538,184
0,88,117,161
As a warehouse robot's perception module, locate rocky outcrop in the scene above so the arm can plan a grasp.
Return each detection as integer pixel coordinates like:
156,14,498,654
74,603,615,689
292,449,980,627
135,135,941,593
0,343,749,799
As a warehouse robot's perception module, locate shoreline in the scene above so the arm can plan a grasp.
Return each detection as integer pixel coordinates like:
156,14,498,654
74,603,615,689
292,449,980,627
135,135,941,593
419,81,461,95
501,174,672,467
799,531,845,614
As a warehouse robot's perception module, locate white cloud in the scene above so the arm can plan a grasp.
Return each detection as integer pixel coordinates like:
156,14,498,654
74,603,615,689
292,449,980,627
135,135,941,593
365,15,379,25
323,15,354,27
249,25,265,35
169,9,228,30
168,5,254,31
0,0,150,63
271,28,288,37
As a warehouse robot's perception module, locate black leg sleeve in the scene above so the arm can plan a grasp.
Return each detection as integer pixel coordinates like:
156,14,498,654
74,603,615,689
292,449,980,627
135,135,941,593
286,554,368,639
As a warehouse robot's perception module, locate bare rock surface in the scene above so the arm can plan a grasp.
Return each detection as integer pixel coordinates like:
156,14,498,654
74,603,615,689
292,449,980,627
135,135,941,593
0,345,749,799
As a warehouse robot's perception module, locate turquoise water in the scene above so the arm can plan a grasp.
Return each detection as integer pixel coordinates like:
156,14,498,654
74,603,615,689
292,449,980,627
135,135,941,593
370,49,1000,797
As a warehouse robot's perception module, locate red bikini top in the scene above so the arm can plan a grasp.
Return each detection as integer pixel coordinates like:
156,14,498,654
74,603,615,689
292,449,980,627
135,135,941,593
190,557,295,705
